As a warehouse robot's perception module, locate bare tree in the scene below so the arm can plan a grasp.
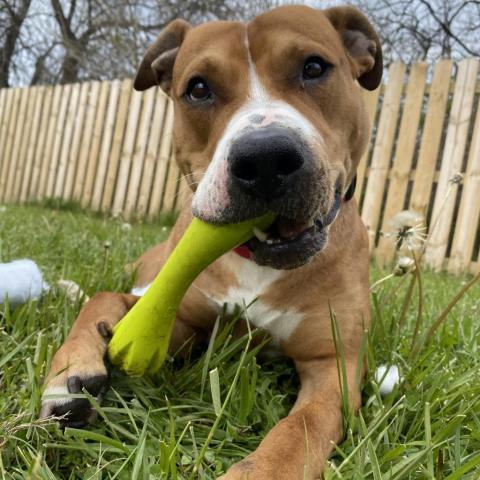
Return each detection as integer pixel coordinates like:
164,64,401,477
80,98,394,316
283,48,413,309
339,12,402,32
3,0,479,87
0,0,32,87
350,0,480,65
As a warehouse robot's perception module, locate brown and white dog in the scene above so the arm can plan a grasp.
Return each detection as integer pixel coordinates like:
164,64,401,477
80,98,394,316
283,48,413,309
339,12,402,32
40,5,382,478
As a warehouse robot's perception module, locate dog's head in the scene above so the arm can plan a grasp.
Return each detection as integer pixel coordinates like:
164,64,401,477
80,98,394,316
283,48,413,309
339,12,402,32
134,5,382,269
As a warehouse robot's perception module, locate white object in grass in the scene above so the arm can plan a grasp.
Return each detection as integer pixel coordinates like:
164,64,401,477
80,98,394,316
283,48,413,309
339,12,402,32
375,364,401,396
0,259,48,307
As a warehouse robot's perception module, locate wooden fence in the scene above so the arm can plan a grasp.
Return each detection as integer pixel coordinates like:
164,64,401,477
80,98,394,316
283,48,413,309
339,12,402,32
0,58,479,274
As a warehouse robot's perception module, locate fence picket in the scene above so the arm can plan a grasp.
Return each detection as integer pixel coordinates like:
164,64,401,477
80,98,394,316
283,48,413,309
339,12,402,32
124,87,156,218
148,100,174,219
409,60,453,217
54,84,81,198
0,88,16,199
73,81,101,202
137,89,168,217
3,88,28,202
162,151,180,212
361,63,406,247
0,88,9,161
46,84,72,197
112,89,143,215
91,80,121,210
101,79,132,212
29,86,54,200
81,81,110,207
375,63,428,266
63,82,90,201
20,86,45,202
424,58,479,271
12,88,38,201
13,88,38,201
37,85,63,198
357,86,381,202
447,95,480,274
0,88,7,146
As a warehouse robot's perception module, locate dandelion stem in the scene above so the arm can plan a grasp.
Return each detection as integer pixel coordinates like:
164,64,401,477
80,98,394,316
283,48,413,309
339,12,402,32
370,273,395,291
409,251,424,356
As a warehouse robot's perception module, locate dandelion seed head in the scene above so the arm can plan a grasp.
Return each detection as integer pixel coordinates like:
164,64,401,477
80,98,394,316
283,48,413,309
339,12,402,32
393,256,415,276
384,210,427,252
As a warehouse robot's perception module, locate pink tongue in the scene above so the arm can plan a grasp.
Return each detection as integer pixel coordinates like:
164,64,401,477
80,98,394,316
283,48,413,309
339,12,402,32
277,217,310,240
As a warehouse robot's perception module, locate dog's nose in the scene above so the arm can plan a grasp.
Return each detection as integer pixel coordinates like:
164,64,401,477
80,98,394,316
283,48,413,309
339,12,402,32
228,128,305,199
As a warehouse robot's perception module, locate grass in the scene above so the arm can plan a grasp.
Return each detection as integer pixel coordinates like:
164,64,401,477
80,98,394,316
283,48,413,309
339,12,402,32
0,204,479,479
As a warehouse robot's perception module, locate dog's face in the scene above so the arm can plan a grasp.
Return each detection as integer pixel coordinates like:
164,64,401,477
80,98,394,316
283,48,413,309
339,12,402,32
135,5,382,269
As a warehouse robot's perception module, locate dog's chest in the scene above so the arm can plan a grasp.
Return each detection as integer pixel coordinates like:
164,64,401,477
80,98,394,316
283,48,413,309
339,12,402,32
207,256,304,345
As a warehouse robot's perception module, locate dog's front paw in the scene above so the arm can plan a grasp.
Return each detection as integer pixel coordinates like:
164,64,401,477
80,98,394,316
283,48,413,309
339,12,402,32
40,336,109,427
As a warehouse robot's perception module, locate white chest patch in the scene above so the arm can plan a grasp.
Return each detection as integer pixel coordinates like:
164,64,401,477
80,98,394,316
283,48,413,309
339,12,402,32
130,257,304,345
207,255,304,345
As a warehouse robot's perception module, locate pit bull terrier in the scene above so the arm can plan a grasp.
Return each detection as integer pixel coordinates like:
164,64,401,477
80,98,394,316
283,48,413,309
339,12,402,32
40,5,382,478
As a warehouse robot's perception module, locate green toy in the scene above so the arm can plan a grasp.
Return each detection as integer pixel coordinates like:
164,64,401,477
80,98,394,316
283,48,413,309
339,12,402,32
108,213,275,377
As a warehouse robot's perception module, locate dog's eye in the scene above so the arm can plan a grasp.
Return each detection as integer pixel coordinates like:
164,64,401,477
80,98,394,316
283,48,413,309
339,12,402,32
186,77,211,102
303,56,330,81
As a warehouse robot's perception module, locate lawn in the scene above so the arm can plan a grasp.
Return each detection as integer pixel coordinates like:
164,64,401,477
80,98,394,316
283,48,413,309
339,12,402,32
0,204,479,479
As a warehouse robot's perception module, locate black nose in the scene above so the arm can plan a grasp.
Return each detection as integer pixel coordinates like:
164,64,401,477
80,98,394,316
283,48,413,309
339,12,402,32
228,127,305,199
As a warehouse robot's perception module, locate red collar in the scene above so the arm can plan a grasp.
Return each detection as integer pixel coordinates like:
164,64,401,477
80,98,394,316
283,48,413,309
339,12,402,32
233,244,253,259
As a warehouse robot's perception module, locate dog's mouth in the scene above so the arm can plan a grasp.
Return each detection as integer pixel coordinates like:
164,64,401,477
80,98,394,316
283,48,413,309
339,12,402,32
235,187,342,270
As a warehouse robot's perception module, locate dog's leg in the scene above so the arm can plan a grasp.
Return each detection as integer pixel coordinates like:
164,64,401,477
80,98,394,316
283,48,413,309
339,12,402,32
40,292,197,427
220,356,361,480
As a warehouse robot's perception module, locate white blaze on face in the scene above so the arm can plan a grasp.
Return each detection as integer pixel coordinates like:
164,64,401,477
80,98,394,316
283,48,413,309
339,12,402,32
192,31,323,217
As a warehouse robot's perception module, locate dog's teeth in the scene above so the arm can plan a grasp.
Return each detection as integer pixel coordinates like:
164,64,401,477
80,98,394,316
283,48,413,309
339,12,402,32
266,239,274,245
252,227,268,242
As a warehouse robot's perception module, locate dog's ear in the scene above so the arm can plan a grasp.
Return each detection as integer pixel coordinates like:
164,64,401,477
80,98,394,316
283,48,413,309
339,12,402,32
134,19,191,93
325,6,382,91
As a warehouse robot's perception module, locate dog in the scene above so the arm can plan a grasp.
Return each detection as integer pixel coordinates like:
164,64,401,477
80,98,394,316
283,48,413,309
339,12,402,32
40,5,382,478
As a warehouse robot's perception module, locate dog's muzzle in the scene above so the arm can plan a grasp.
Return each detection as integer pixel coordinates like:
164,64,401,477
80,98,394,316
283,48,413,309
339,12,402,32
228,127,306,201
192,125,341,270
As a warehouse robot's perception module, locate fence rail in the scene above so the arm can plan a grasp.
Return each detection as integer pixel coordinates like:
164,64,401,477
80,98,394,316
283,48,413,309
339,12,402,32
0,58,479,274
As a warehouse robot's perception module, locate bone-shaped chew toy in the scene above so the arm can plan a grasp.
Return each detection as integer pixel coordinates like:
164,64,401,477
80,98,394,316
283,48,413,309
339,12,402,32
108,213,275,377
